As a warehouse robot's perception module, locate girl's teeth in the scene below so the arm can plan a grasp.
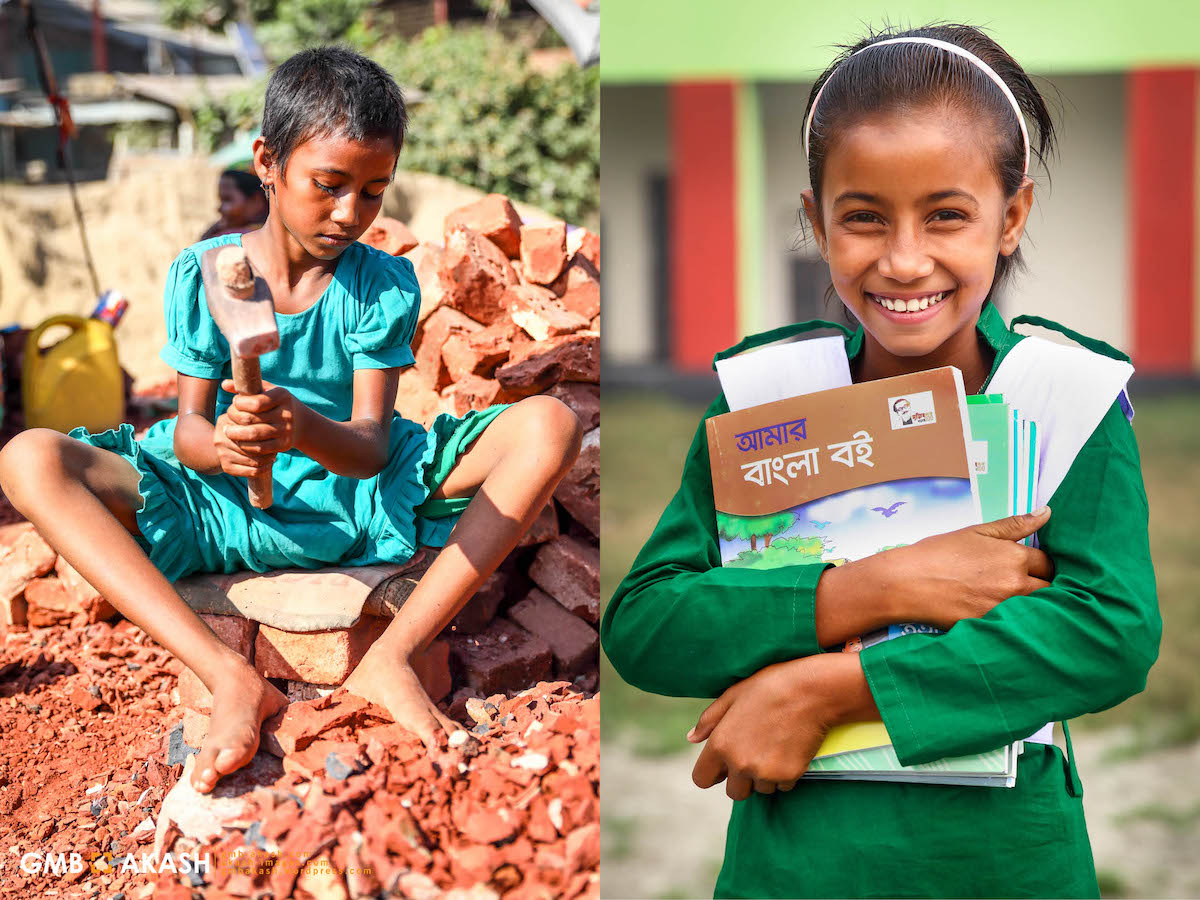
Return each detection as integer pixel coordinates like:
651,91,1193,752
873,291,946,313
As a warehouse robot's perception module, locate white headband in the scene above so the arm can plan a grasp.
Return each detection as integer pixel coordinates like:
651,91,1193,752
803,36,1031,175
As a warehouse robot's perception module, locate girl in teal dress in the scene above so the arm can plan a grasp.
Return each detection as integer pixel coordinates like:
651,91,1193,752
0,47,582,794
603,23,1159,899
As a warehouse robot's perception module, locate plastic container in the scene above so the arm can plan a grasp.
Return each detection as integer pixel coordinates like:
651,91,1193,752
23,315,124,434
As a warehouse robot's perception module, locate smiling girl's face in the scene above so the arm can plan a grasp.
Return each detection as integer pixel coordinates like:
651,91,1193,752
803,104,1033,376
256,131,398,262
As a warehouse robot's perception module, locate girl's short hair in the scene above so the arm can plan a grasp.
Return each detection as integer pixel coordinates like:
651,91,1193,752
221,169,262,198
261,46,408,180
804,23,1056,292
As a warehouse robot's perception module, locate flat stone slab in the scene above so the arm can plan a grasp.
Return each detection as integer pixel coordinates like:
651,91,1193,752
173,551,435,632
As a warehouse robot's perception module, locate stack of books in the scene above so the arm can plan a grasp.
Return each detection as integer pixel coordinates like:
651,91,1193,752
707,354,1042,788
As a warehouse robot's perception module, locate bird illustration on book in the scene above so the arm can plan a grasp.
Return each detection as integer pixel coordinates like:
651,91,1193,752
811,520,831,529
871,501,907,518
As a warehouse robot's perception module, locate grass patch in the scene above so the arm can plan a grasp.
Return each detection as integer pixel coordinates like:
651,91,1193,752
1113,801,1200,832
601,814,639,862
602,391,1200,756
1096,868,1129,899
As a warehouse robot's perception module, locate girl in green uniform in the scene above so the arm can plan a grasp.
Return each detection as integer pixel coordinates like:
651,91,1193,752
0,47,582,795
602,23,1159,899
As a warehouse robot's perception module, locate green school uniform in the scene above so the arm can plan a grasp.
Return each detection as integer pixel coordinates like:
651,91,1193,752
601,301,1161,899
70,233,508,582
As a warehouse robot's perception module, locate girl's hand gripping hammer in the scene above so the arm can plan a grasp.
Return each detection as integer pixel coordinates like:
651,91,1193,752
199,245,279,509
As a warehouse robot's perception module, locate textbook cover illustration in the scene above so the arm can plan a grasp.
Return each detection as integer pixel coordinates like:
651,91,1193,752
706,367,1023,786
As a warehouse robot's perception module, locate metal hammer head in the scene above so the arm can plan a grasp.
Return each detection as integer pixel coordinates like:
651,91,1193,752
199,245,279,358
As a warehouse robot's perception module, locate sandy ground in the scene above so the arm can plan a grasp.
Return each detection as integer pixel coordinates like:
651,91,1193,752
601,729,1200,900
0,158,549,391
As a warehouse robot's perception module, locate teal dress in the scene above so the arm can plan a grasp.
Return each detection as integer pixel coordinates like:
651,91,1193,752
71,233,508,582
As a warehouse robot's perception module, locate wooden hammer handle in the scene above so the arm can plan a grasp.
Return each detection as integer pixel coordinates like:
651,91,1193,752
230,355,273,509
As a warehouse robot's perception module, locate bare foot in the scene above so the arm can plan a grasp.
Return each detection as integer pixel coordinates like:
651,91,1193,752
343,643,458,749
190,666,288,794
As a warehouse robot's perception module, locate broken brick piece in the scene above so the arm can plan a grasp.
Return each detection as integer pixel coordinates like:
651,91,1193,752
507,589,598,676
516,502,560,548
261,693,372,757
543,382,599,431
550,255,600,320
254,616,391,684
176,666,212,714
24,576,76,627
0,527,58,604
553,428,599,537
528,536,599,624
567,227,600,269
414,306,485,390
440,375,512,418
53,556,117,623
182,707,209,747
508,285,589,342
402,243,446,323
358,215,419,256
495,334,599,396
440,226,518,326
519,221,568,285
447,620,552,696
444,194,524,259
0,591,26,627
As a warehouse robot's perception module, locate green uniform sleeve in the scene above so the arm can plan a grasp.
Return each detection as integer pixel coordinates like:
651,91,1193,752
600,396,832,699
861,400,1161,765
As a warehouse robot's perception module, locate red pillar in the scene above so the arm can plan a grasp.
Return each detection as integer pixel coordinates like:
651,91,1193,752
669,82,738,372
1128,69,1196,373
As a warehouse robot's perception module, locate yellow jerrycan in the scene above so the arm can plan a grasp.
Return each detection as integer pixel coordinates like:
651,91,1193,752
23,314,124,434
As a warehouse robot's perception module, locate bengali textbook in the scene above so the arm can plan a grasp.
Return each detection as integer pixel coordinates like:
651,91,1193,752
706,366,1023,786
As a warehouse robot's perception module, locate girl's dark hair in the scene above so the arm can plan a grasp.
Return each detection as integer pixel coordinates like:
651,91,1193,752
261,45,407,181
804,23,1056,291
221,168,262,198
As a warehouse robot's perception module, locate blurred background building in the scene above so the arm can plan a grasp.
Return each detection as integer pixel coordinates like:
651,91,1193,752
601,0,1200,387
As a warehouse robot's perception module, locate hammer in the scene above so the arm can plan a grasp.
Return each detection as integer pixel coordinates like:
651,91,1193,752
198,245,279,509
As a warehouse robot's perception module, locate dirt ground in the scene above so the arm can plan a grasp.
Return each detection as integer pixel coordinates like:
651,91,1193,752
0,158,549,391
601,730,1200,900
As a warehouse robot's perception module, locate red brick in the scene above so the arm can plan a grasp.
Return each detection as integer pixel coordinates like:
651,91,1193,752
440,227,518,325
441,375,513,418
444,194,524,259
447,619,552,696
402,243,446,323
53,556,117,623
414,307,484,390
529,535,599,624
508,286,589,342
516,502,560,548
0,592,26,627
506,589,598,676
495,334,599,396
567,227,600,269
549,255,600,320
254,616,391,684
358,215,418,256
201,613,256,660
262,693,373,756
176,667,212,714
442,320,517,382
553,427,598,537
24,576,76,627
543,382,599,431
395,368,445,429
0,528,57,604
520,222,568,285
443,570,507,637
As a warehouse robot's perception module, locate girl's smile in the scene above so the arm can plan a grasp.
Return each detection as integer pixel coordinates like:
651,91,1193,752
803,105,1033,387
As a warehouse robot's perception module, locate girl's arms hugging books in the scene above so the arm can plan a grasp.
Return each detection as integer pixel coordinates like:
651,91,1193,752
600,393,1160,769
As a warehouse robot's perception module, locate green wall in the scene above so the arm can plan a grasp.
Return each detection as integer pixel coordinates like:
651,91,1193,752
601,0,1200,82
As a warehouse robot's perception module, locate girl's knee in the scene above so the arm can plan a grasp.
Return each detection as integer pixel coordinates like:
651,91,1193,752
517,395,583,461
0,429,72,502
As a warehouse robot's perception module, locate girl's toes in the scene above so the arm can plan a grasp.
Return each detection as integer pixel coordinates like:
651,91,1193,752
190,750,220,793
